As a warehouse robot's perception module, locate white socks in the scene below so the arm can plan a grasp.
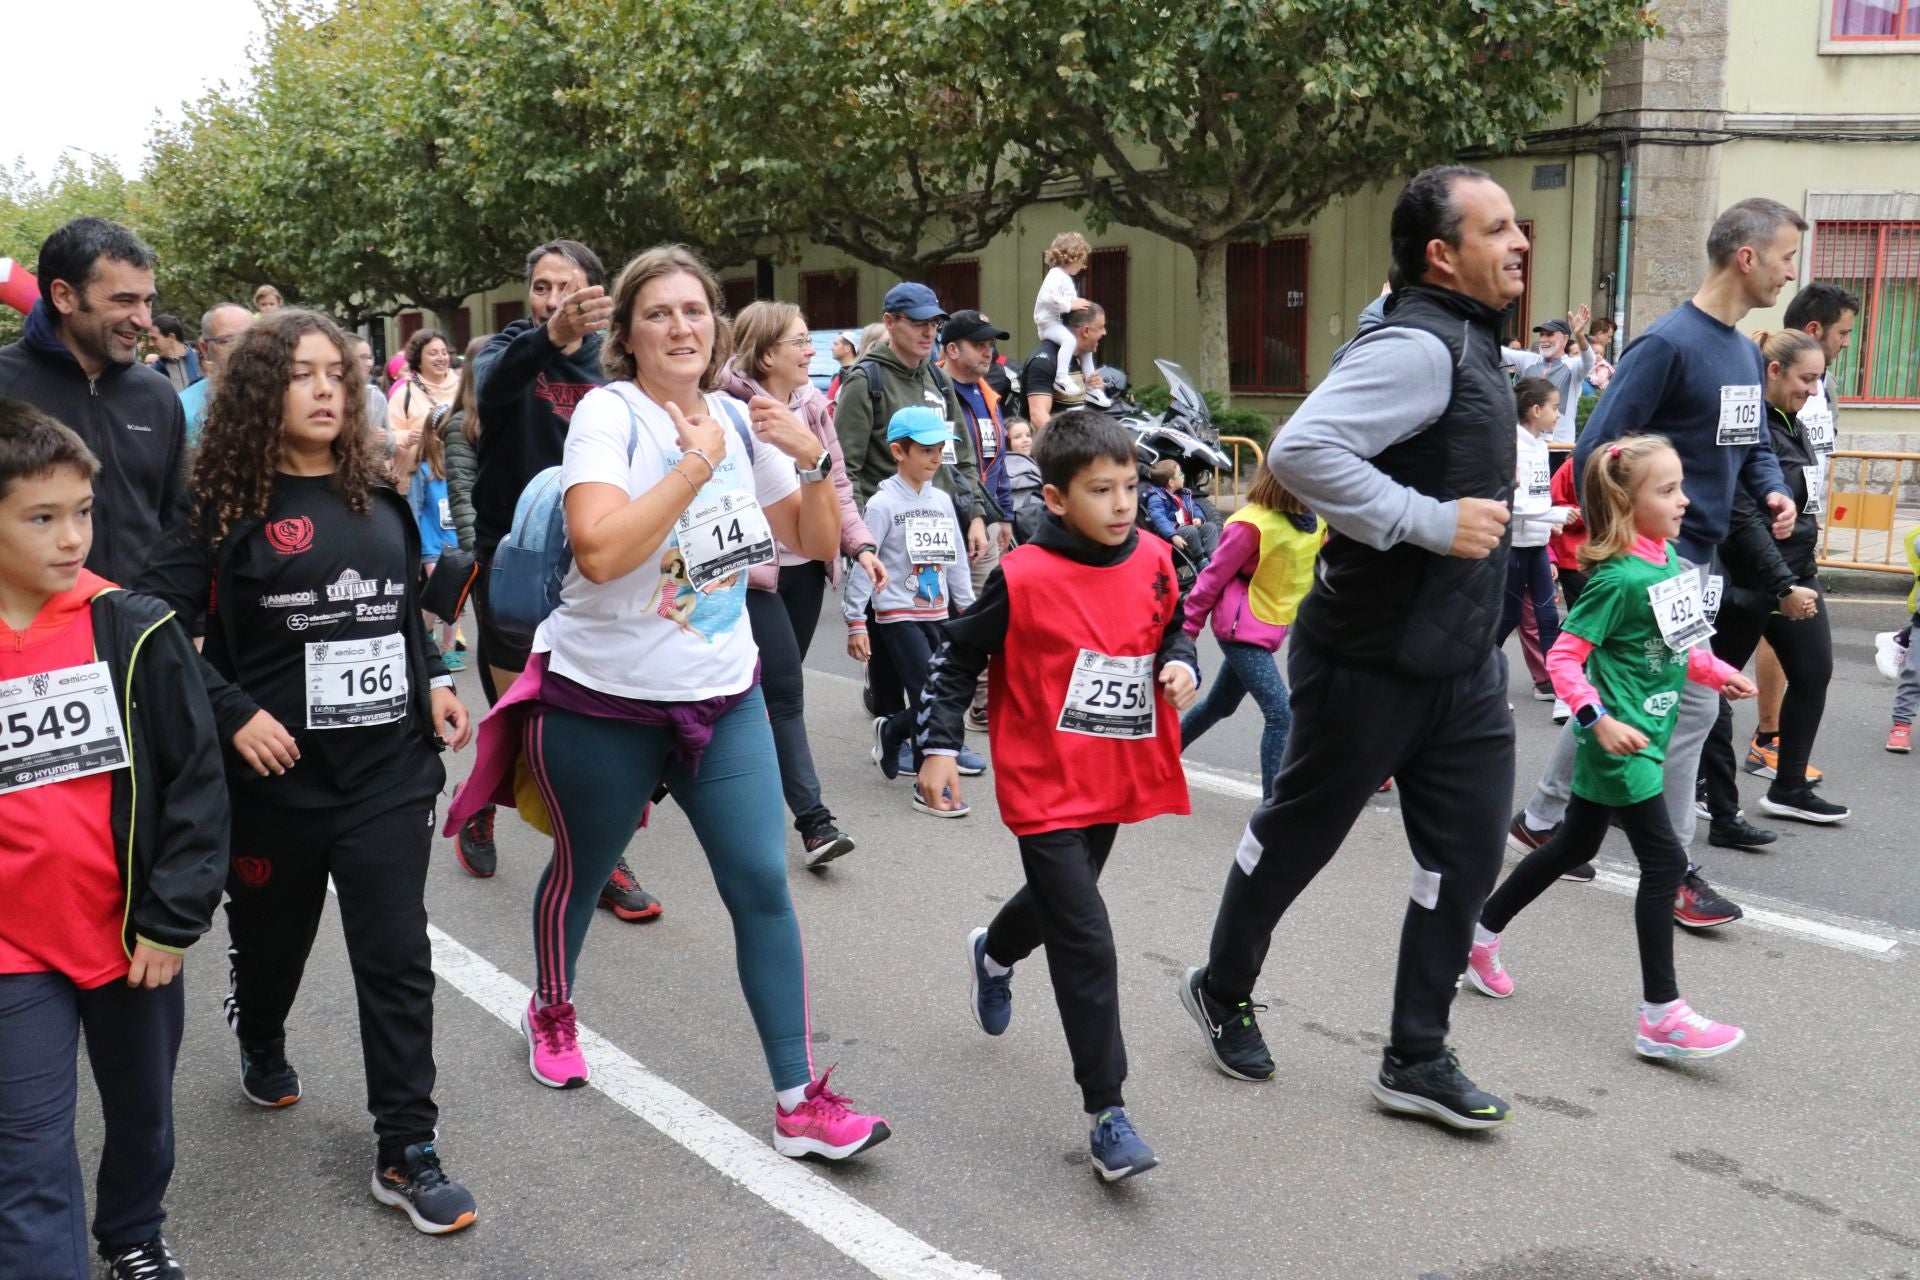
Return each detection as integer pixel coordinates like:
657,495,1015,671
1641,997,1684,1021
1473,923,1498,948
776,1084,808,1112
983,953,1013,978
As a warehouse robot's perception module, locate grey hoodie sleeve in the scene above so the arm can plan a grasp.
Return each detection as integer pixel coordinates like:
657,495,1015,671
1265,328,1458,556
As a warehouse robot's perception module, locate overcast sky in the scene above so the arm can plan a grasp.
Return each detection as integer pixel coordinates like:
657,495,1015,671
7,0,267,183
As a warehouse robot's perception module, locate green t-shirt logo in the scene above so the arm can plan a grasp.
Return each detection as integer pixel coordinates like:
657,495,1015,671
1643,690,1680,717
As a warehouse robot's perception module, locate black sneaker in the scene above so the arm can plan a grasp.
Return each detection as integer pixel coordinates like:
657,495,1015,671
965,705,990,733
1674,867,1743,930
598,857,662,921
1759,785,1850,825
371,1142,477,1235
1179,966,1275,1081
101,1235,186,1279
456,805,498,878
1558,862,1597,883
1506,810,1557,855
1371,1047,1512,1130
1707,816,1778,849
802,826,856,869
239,1037,300,1108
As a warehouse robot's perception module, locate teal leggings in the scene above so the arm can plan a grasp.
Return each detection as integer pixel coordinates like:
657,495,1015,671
523,688,812,1091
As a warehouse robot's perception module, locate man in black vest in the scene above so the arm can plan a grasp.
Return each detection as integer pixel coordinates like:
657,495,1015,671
1180,166,1525,1130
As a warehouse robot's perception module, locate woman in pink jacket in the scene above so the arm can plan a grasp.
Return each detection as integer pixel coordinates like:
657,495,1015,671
1179,463,1325,797
722,302,888,867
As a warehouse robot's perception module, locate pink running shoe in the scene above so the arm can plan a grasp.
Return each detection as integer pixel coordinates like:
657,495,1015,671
522,998,589,1089
1634,1002,1745,1060
773,1067,891,1160
1466,937,1514,999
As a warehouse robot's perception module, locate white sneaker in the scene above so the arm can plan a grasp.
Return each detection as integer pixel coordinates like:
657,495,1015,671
1551,697,1570,723
1084,386,1112,408
1875,631,1907,681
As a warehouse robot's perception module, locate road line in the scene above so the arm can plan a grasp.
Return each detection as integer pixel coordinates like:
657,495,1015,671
808,666,1905,959
424,923,1001,1280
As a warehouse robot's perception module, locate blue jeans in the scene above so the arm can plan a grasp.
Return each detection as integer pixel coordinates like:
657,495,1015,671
522,687,813,1091
1180,640,1292,796
1498,545,1560,654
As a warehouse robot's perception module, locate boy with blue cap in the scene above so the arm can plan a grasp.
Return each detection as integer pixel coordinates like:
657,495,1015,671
846,405,982,814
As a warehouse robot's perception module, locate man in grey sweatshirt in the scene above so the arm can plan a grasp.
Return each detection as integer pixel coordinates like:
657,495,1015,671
1182,166,1526,1133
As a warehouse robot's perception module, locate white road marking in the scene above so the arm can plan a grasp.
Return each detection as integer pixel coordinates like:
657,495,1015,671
807,665,1907,959
425,924,1000,1280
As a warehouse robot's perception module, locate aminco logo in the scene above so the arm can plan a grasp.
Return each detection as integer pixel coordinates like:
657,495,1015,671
325,570,380,602
261,590,318,608
533,375,594,423
266,517,315,555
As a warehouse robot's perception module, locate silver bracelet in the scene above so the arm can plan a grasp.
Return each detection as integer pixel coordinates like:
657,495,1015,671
683,448,715,476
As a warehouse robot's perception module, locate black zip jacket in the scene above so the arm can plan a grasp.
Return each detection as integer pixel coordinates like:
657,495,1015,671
89,587,230,956
916,516,1199,756
471,319,606,556
0,302,190,585
1721,403,1820,611
136,486,451,749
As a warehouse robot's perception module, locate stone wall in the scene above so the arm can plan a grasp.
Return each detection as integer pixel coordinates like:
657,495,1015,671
1831,434,1920,506
1600,0,1730,335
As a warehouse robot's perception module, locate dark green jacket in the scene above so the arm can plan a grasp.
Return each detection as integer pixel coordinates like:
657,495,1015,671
833,340,999,523
443,409,479,554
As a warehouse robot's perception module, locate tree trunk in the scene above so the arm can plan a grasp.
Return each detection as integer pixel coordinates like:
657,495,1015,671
1190,240,1232,408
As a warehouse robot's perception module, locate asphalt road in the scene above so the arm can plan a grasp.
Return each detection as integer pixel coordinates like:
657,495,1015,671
71,595,1920,1279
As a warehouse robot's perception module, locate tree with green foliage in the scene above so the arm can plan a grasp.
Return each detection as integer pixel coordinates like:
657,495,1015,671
941,0,1659,399
555,0,1051,278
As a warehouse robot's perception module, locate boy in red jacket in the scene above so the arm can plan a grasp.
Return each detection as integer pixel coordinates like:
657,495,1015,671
914,409,1199,1181
0,401,228,1280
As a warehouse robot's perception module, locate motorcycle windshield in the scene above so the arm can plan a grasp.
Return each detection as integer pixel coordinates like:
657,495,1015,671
1155,359,1213,431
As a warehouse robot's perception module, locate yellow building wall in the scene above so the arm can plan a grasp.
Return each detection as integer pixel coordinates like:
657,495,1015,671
1728,0,1920,113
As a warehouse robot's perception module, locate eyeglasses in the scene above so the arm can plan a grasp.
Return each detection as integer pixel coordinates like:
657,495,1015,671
203,334,243,347
779,334,812,350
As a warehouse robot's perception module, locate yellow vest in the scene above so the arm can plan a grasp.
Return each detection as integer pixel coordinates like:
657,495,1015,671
1228,504,1324,626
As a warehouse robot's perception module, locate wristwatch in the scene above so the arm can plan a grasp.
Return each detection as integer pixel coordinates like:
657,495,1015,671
1574,702,1608,730
797,449,831,483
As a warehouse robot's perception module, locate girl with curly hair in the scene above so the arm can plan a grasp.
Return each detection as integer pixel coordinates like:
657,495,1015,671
138,308,480,1236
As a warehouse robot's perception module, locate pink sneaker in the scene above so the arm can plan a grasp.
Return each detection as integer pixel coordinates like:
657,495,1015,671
522,998,589,1089
1466,936,1514,999
1634,1001,1745,1060
772,1067,891,1160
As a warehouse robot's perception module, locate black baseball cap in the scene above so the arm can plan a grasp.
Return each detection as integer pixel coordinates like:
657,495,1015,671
1532,318,1572,336
940,309,1010,346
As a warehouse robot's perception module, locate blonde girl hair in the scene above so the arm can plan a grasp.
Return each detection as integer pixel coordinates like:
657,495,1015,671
732,300,805,384
1244,458,1308,517
855,322,885,357
1577,434,1677,569
1044,232,1092,270
602,244,734,388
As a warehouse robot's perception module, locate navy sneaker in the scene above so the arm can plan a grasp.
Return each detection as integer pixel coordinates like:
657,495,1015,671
1088,1108,1158,1181
955,745,987,776
239,1038,300,1108
101,1235,186,1279
1179,966,1275,1081
802,826,856,869
1370,1047,1512,1131
966,927,1012,1035
872,716,901,780
371,1142,477,1235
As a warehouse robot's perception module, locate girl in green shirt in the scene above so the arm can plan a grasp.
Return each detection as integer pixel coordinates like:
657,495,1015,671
1467,436,1757,1060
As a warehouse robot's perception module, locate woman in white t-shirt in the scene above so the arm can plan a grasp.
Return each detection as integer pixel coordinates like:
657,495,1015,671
513,245,893,1160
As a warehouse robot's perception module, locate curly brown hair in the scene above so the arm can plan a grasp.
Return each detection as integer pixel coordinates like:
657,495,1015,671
190,309,381,546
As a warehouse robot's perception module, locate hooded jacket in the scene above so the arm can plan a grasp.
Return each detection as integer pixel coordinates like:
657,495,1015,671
0,301,191,585
470,319,606,556
1720,402,1821,610
716,360,874,591
0,572,228,960
833,339,999,524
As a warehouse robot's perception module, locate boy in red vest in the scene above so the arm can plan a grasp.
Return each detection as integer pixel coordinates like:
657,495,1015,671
914,409,1198,1181
0,401,228,1280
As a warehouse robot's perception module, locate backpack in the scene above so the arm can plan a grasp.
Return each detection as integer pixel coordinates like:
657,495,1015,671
486,392,756,644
